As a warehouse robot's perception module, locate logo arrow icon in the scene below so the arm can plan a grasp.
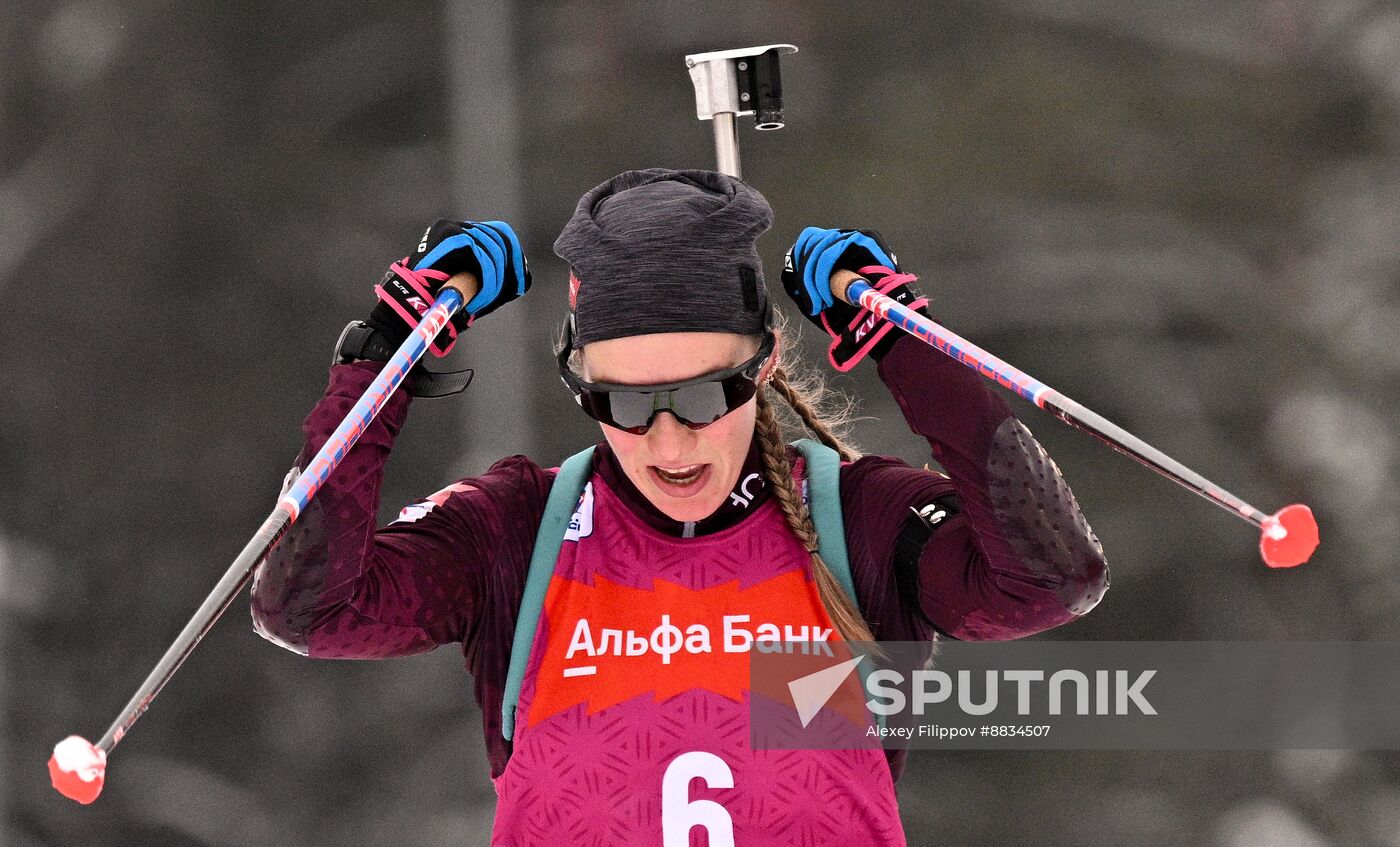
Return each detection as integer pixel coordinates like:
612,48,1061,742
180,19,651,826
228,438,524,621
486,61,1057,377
787,655,864,728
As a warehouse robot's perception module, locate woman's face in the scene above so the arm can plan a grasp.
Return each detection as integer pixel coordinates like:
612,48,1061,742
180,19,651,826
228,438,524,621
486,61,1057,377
581,330,774,522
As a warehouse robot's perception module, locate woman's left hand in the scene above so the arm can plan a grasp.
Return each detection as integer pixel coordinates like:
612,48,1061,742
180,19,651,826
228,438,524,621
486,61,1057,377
780,226,930,371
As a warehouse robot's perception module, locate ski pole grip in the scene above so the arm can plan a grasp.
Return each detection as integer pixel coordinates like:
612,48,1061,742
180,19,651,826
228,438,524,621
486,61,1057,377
442,271,482,305
830,269,862,305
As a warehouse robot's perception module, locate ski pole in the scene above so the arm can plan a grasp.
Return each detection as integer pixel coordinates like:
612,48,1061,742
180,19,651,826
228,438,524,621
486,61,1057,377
830,269,1318,569
48,275,478,805
683,44,1317,570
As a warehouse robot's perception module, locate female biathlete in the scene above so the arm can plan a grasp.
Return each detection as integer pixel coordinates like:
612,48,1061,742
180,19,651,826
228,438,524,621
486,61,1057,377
250,168,1109,846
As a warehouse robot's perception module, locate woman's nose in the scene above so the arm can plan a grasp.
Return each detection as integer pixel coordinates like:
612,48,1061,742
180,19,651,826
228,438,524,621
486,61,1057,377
645,411,697,461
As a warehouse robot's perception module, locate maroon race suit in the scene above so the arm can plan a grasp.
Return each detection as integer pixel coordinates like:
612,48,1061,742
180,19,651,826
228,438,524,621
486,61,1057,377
249,332,1109,833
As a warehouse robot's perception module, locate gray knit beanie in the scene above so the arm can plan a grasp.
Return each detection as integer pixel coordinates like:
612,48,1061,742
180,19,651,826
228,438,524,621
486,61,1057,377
553,168,773,348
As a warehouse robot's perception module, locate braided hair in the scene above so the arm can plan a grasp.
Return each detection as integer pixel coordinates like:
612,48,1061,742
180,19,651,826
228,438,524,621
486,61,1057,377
753,329,876,645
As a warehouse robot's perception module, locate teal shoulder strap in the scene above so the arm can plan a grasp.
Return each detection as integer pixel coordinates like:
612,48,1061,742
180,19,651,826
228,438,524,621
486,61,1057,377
501,446,595,741
793,438,884,730
792,438,861,613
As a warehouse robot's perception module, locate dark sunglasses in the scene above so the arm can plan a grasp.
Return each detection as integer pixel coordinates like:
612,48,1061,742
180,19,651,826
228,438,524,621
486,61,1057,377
557,326,776,435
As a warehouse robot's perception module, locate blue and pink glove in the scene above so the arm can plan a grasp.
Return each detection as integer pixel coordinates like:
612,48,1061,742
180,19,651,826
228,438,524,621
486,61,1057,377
368,219,531,356
781,226,929,371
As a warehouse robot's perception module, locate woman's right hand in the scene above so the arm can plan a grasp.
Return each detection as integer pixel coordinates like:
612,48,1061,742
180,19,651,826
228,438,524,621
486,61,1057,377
368,219,531,354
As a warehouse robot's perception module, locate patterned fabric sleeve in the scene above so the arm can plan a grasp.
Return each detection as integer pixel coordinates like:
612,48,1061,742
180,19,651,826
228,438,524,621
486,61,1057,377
249,361,551,660
841,335,1110,642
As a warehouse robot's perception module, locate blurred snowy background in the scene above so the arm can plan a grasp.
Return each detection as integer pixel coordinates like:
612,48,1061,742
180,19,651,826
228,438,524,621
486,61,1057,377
2,1,1399,844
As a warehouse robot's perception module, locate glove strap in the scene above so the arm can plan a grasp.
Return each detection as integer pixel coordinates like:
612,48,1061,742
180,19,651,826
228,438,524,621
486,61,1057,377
333,321,474,399
374,261,462,356
822,266,929,372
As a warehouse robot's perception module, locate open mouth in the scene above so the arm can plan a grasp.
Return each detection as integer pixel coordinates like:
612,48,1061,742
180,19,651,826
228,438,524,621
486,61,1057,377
649,463,711,496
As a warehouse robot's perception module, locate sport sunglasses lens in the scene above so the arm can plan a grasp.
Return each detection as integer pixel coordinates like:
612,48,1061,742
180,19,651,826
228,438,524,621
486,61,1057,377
578,379,752,433
602,391,662,433
668,382,734,428
576,391,642,434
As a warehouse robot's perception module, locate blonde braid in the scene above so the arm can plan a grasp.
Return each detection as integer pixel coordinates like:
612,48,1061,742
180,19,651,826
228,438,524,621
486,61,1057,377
755,390,876,645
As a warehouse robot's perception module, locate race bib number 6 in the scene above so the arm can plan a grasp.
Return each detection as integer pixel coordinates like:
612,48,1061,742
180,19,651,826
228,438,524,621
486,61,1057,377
662,751,734,847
